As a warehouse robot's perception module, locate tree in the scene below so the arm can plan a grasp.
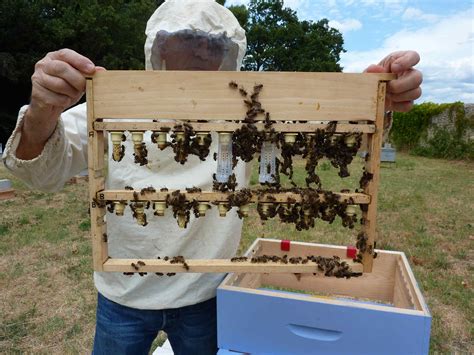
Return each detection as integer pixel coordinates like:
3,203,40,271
228,4,249,31
0,0,159,145
229,0,345,72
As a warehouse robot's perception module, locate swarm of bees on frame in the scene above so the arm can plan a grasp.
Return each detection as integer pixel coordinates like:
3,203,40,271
98,79,380,278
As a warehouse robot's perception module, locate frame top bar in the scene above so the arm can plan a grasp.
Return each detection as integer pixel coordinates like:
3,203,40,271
87,71,395,122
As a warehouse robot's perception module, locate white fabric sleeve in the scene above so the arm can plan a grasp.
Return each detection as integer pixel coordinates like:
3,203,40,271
1,103,88,192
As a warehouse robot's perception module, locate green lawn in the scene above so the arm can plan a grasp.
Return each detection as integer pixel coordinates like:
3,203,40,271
1,153,473,353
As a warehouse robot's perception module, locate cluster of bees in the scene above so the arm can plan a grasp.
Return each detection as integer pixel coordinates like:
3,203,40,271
123,255,188,277
102,185,360,233
122,253,360,279
110,123,212,166
232,254,361,278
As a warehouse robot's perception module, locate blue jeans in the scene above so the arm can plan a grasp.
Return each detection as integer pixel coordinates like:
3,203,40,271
92,293,217,355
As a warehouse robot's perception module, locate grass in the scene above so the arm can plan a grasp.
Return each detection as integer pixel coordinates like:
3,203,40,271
0,153,473,353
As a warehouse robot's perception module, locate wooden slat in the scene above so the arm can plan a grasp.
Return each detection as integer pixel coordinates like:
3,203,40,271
95,121,376,134
90,71,395,121
102,258,363,274
399,253,430,314
98,190,371,204
87,78,108,271
393,261,415,309
362,82,386,272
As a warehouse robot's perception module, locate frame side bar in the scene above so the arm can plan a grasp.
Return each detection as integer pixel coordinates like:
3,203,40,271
87,78,108,271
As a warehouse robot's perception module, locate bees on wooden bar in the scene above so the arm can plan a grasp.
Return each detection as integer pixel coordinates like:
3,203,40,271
140,186,156,195
360,169,374,189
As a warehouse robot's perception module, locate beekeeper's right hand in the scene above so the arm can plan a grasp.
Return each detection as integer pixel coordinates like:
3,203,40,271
17,49,103,159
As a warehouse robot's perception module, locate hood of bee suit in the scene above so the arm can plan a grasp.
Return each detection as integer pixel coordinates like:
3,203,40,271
144,0,247,71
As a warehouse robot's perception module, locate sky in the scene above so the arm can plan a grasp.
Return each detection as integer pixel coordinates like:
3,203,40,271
226,0,474,104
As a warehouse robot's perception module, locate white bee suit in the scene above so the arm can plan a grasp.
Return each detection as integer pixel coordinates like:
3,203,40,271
2,0,249,309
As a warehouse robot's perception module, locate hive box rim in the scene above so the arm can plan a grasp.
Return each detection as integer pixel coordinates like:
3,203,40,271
219,238,431,317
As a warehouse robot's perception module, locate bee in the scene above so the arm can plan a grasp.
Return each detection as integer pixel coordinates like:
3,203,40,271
120,145,126,158
246,109,257,120
137,260,146,267
123,272,134,276
229,81,238,89
102,233,108,243
131,262,139,271
251,101,262,110
125,186,134,190
133,191,139,201
243,99,253,108
140,186,156,195
134,142,149,166
185,187,202,193
107,202,115,214
155,272,164,276
253,83,263,93
167,273,176,277
359,171,374,189
239,87,247,97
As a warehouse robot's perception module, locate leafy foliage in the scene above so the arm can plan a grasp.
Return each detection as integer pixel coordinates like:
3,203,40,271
391,102,474,160
413,129,474,160
230,0,344,71
391,102,447,150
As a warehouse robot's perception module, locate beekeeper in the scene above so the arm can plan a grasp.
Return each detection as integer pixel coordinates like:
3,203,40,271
2,0,422,353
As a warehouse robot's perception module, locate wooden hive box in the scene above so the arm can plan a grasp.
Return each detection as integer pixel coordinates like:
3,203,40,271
217,238,431,355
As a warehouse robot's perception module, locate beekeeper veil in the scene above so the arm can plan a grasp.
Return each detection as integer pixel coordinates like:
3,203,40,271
144,0,247,71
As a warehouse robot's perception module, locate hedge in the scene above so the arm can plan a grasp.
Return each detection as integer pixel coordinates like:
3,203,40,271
390,102,474,160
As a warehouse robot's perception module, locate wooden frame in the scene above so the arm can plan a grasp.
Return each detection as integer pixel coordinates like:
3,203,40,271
86,71,395,274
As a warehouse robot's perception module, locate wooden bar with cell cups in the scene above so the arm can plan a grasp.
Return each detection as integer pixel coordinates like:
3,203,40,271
86,71,395,276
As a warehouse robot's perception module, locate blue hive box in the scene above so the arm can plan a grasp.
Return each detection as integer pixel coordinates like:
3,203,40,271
381,143,396,162
217,239,431,355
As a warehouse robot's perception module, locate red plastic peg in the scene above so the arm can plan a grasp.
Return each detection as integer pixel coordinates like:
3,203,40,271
347,245,357,259
281,240,291,251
